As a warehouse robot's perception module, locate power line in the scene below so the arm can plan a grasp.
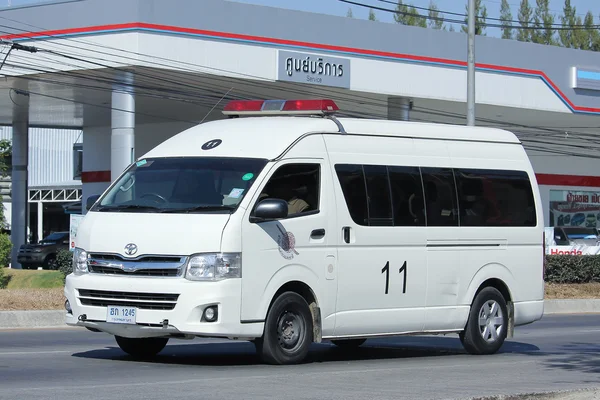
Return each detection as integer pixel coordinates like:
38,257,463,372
377,0,598,29
1,12,600,156
341,0,600,30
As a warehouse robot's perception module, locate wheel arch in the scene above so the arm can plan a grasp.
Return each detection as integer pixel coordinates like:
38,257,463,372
263,278,322,343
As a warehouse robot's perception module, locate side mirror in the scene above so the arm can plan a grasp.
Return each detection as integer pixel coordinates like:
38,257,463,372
86,194,101,211
251,199,288,223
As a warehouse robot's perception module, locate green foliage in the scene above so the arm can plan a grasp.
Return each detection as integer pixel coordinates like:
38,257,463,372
545,255,600,284
461,0,488,36
500,0,513,39
57,249,73,281
0,138,11,231
394,0,426,28
368,8,377,21
0,266,6,289
0,233,12,269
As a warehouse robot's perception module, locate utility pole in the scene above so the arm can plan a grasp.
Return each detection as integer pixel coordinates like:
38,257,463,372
467,0,475,126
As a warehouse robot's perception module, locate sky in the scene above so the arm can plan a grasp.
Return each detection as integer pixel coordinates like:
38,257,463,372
227,0,600,38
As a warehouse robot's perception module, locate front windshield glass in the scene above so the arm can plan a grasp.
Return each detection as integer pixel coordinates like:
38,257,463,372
41,232,67,243
95,157,268,213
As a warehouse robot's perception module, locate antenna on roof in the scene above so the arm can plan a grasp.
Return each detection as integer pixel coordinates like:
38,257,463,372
200,87,233,124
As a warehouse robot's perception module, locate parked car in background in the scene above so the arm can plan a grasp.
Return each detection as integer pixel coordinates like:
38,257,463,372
17,231,69,270
553,226,600,246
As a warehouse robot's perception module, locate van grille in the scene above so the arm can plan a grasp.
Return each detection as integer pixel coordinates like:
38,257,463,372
77,289,179,310
86,253,187,278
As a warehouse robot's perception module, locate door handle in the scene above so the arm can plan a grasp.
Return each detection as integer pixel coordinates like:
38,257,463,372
311,229,326,239
343,226,350,244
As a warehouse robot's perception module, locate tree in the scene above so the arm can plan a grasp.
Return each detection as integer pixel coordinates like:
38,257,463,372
580,11,599,50
517,0,533,42
500,0,513,40
368,8,377,21
559,0,577,48
0,139,11,231
394,1,426,27
461,0,488,36
346,8,353,18
531,0,555,45
427,0,445,30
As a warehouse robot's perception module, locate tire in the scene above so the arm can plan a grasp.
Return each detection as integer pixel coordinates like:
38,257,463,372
331,338,366,349
460,287,508,355
114,336,169,358
256,291,313,365
43,255,57,270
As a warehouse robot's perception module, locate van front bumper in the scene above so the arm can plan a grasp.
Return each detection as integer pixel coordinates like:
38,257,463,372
64,274,264,340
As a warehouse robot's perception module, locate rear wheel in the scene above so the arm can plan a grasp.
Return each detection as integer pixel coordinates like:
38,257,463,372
256,291,313,365
460,287,508,355
331,339,366,349
115,336,169,358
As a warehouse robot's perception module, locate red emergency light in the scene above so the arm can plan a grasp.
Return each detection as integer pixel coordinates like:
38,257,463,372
222,99,339,116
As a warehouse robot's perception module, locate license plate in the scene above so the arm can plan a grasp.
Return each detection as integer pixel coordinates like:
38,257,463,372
106,305,137,324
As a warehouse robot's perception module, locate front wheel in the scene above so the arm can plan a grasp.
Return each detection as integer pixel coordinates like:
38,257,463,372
460,287,508,355
256,292,313,365
115,336,169,358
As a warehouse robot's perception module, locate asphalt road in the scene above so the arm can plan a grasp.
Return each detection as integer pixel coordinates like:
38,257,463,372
1,314,600,400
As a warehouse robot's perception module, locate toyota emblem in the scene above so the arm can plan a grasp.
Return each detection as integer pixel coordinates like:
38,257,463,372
124,243,138,256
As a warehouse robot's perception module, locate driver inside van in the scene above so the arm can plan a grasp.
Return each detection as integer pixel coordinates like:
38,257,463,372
258,179,309,216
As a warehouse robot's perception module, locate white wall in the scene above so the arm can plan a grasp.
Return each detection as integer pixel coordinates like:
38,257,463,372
81,126,111,211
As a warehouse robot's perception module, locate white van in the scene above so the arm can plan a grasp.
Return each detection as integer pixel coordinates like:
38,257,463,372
64,99,545,365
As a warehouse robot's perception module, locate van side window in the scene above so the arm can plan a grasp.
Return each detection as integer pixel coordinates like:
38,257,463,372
388,166,426,226
364,165,393,226
335,164,368,225
421,167,459,227
455,169,537,227
258,163,320,217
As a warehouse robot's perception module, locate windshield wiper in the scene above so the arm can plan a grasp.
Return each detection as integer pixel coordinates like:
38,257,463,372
160,205,236,214
96,204,163,212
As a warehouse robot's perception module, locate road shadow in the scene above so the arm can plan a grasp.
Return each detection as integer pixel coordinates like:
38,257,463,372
530,342,600,376
71,335,540,367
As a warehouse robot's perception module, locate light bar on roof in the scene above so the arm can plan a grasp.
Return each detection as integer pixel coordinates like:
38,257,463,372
222,99,339,116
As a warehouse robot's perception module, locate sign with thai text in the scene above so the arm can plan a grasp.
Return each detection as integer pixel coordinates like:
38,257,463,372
277,50,351,89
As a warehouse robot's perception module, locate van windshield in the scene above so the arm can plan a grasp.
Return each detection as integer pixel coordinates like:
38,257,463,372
94,157,268,213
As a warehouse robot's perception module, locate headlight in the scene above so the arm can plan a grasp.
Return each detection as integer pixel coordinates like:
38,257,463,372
72,248,88,275
185,253,241,281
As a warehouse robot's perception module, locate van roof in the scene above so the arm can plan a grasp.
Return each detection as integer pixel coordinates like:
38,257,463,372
141,116,522,161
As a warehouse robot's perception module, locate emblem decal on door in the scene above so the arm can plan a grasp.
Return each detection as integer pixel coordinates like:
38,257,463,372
276,225,299,260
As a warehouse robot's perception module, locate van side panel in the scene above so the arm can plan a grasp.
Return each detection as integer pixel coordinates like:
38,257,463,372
323,131,544,336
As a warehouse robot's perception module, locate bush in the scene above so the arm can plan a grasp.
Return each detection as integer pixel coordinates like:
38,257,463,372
545,255,600,284
57,249,73,281
0,233,11,268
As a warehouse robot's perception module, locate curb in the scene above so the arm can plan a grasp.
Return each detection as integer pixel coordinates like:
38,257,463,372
461,387,600,399
543,299,600,315
1,300,599,330
0,310,66,330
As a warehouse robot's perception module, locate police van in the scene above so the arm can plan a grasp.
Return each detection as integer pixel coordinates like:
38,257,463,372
64,99,545,365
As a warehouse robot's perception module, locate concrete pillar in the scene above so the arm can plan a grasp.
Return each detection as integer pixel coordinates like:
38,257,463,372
388,97,411,121
10,88,29,269
111,72,135,181
81,126,111,214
